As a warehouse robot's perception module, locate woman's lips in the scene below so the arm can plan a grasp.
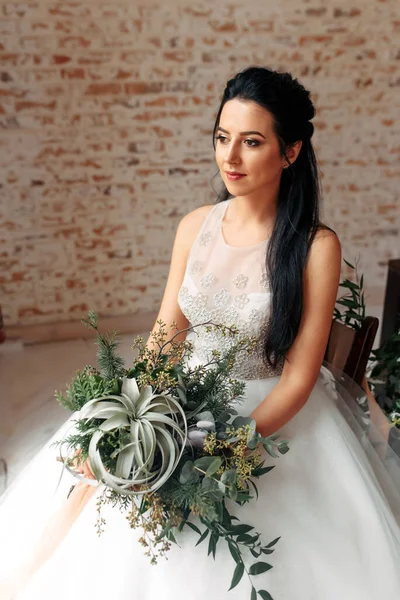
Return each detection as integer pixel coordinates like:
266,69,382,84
226,172,246,181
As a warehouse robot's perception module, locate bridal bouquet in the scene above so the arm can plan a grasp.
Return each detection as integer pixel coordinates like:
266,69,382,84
55,312,289,600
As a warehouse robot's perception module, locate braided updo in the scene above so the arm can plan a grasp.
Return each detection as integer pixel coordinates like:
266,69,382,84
212,66,324,368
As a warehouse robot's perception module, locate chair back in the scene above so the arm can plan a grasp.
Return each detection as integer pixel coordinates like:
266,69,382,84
324,316,379,387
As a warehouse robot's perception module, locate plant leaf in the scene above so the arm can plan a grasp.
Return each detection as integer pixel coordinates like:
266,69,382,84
266,536,281,549
258,591,274,600
186,521,201,535
249,562,273,575
228,562,244,590
343,258,355,269
228,524,254,536
228,541,241,564
195,528,209,546
206,456,223,477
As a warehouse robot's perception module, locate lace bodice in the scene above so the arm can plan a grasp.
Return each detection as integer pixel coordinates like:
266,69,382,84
178,200,284,380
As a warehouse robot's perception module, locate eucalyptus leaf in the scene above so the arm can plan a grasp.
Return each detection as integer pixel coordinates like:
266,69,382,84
179,460,199,484
206,456,223,477
232,416,256,431
194,456,217,472
228,486,238,501
218,480,227,493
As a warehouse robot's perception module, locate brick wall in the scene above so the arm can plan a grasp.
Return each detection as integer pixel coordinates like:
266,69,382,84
0,0,399,328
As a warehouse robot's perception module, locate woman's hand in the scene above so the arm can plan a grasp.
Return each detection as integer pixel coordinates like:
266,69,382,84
71,449,96,480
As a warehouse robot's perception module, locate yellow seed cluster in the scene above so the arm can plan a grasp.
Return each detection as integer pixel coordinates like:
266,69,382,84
126,493,183,565
203,425,262,490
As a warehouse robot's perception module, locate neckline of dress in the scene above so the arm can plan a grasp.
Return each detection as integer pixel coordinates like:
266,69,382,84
219,199,270,250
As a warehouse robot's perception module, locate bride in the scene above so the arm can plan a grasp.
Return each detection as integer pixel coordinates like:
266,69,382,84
1,66,399,599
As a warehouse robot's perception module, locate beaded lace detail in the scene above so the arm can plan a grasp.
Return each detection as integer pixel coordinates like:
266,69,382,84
178,200,284,380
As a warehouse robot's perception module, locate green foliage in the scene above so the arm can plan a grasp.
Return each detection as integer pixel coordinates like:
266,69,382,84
55,369,120,412
334,262,400,428
56,314,284,600
81,311,125,380
369,316,400,426
333,258,366,332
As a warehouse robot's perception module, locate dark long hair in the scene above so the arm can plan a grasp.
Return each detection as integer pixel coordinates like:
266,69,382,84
212,67,322,368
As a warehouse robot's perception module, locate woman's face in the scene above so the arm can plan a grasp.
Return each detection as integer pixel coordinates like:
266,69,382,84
215,99,285,199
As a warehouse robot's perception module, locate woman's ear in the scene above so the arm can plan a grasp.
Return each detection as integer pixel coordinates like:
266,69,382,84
284,140,303,167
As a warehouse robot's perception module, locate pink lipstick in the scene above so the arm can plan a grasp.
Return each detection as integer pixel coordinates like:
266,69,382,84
226,172,246,181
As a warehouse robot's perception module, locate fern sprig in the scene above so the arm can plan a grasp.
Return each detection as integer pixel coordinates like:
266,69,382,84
81,311,126,379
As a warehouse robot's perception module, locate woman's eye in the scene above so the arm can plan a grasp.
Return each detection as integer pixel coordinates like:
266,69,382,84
245,139,260,147
215,135,260,147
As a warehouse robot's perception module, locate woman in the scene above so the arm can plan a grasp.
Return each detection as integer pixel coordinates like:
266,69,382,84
1,66,399,599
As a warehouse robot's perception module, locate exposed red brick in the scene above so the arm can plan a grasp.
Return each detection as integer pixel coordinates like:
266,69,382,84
210,21,237,33
114,69,133,79
69,303,89,313
163,51,192,63
355,77,373,88
52,55,71,64
92,174,113,183
124,82,163,94
305,8,327,16
343,36,366,46
247,20,273,32
145,96,179,107
299,35,333,46
59,36,91,49
346,159,368,166
182,8,212,17
15,100,57,111
61,67,85,79
1,1,398,329
151,126,174,137
378,204,397,214
202,36,216,45
49,7,91,17
85,82,121,95
334,8,362,17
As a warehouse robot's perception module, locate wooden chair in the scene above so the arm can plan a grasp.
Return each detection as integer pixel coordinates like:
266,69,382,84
324,316,395,457
324,316,379,387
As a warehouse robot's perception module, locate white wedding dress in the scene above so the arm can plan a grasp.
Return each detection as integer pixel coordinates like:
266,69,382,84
1,200,399,600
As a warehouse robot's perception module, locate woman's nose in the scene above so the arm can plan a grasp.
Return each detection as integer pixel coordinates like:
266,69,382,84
225,141,240,164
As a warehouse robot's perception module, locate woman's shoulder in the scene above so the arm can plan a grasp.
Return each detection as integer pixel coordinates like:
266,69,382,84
307,223,341,275
313,223,341,251
174,204,215,256
180,203,215,230
176,203,215,244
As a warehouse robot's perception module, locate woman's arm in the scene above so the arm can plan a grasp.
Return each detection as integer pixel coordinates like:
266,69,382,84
250,229,342,436
146,205,214,350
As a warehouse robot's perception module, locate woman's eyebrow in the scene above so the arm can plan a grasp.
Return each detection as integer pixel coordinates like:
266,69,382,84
217,126,266,139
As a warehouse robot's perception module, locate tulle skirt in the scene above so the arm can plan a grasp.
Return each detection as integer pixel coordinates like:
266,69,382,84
0,364,399,600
